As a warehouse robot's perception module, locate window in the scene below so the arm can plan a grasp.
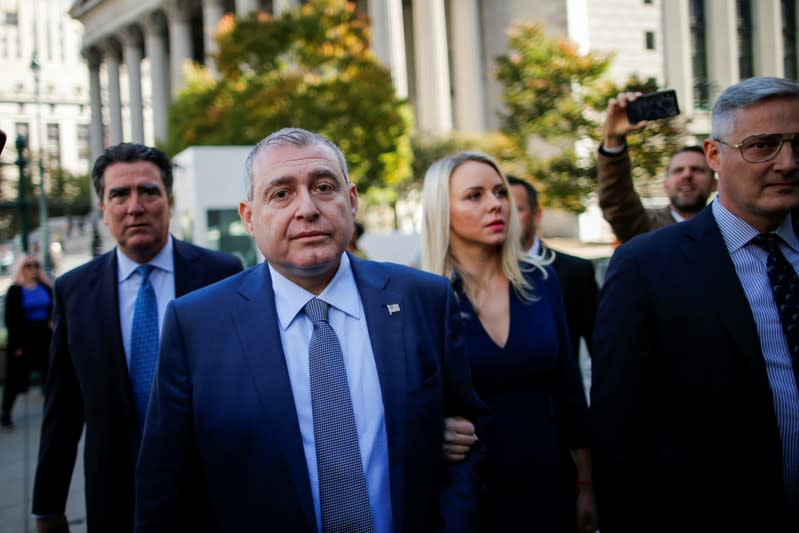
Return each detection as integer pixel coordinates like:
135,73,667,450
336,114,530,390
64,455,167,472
783,0,797,80
645,31,656,50
737,0,753,78
77,124,90,168
46,123,61,171
4,12,17,25
690,0,710,108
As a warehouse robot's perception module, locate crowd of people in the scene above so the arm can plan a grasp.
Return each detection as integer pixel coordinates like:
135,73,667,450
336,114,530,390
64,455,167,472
0,74,796,533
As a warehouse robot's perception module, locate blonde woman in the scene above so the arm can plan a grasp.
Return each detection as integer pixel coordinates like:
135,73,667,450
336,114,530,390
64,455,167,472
1,253,52,428
422,152,597,533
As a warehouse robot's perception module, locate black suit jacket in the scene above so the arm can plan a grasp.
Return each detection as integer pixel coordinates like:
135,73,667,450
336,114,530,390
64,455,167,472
591,207,793,532
546,246,598,357
32,238,242,533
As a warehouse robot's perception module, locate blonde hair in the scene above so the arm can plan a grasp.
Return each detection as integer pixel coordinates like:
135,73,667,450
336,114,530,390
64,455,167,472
12,253,51,287
420,151,548,304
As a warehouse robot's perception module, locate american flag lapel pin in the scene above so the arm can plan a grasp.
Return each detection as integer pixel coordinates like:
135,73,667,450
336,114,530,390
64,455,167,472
386,303,400,315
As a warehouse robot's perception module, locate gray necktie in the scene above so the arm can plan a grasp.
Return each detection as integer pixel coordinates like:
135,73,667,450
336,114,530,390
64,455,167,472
305,298,375,533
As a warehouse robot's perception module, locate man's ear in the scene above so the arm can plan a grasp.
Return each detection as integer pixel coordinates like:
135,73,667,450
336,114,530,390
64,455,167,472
238,201,255,236
348,183,359,217
704,138,722,173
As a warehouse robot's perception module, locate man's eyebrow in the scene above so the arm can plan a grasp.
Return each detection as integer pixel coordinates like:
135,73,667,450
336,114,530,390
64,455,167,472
107,185,130,195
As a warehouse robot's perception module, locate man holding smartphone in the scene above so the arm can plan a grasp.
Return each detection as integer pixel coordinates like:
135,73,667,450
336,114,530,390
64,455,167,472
597,91,717,243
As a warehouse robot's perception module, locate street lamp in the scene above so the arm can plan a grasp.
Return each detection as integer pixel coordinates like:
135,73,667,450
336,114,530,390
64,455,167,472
30,50,50,276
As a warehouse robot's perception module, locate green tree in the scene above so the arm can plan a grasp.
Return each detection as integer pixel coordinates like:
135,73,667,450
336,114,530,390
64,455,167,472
166,0,411,194
48,167,93,218
495,23,686,212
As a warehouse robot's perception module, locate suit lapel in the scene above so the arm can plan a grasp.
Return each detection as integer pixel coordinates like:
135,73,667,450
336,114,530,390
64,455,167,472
172,238,200,297
350,257,407,533
232,264,316,531
678,210,769,381
92,251,140,433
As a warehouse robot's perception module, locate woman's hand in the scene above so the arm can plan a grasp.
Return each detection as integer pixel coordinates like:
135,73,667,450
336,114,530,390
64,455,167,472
441,416,477,462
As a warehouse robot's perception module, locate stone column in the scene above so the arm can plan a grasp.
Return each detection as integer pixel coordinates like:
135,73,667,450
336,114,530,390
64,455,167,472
411,0,452,133
122,25,145,143
85,46,105,162
236,0,260,17
202,0,225,73
144,12,170,144
705,0,738,103
367,0,408,98
166,0,193,95
662,0,694,114
104,39,124,145
273,0,298,15
753,0,784,77
450,0,485,132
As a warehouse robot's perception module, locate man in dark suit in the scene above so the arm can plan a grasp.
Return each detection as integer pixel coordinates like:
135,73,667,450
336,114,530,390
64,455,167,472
32,143,243,533
508,176,598,359
134,128,483,533
591,77,799,532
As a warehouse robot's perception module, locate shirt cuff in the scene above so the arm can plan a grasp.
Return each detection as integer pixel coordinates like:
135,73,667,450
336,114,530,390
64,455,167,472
598,142,627,156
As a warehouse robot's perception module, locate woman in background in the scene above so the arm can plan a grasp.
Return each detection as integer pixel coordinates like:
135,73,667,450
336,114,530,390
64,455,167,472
422,152,597,532
1,253,53,429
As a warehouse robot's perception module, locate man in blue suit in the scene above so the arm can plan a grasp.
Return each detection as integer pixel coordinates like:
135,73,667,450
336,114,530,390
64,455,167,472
135,128,483,533
32,143,243,533
592,77,799,532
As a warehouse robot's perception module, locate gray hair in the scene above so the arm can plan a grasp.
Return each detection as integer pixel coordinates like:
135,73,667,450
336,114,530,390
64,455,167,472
244,128,350,200
711,77,799,140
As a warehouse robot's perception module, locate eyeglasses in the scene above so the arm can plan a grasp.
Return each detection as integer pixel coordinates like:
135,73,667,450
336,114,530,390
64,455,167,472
23,262,39,269
715,133,799,163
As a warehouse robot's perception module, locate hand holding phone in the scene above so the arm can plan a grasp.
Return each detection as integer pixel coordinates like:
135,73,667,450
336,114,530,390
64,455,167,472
626,89,680,123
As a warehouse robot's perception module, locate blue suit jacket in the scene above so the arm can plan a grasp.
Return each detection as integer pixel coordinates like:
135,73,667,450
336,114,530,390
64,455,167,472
134,256,483,533
591,207,794,532
32,239,243,533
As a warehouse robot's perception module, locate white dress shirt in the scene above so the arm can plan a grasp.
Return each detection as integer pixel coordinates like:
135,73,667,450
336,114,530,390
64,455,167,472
269,254,393,533
116,236,175,369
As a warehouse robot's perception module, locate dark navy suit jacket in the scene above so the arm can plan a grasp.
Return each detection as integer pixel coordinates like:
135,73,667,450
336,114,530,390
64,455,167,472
134,255,483,533
32,238,243,533
591,207,794,532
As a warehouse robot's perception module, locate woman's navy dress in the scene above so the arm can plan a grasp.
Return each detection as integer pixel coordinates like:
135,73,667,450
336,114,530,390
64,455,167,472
454,266,590,532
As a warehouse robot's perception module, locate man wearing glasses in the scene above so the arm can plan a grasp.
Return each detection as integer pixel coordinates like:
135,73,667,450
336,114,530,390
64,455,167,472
592,77,799,532
598,93,717,243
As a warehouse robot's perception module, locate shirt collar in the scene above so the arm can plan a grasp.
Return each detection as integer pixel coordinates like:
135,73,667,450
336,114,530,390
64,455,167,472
711,198,798,253
527,236,542,257
116,235,174,283
269,253,362,331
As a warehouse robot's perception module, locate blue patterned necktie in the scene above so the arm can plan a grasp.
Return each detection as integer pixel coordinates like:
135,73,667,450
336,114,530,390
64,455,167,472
129,264,159,431
305,298,375,533
752,233,799,387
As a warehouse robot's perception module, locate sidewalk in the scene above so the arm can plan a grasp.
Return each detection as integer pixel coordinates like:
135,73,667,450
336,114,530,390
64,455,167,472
0,389,87,533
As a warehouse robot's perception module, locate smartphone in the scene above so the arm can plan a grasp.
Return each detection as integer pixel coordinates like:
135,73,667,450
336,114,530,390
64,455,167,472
626,89,680,123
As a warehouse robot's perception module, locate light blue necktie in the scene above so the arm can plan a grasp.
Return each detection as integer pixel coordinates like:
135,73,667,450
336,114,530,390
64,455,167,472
129,264,159,431
305,298,375,533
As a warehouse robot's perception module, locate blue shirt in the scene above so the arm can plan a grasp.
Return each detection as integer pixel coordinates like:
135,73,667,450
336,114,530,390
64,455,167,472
712,199,799,507
116,236,176,369
269,254,393,533
22,283,51,322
